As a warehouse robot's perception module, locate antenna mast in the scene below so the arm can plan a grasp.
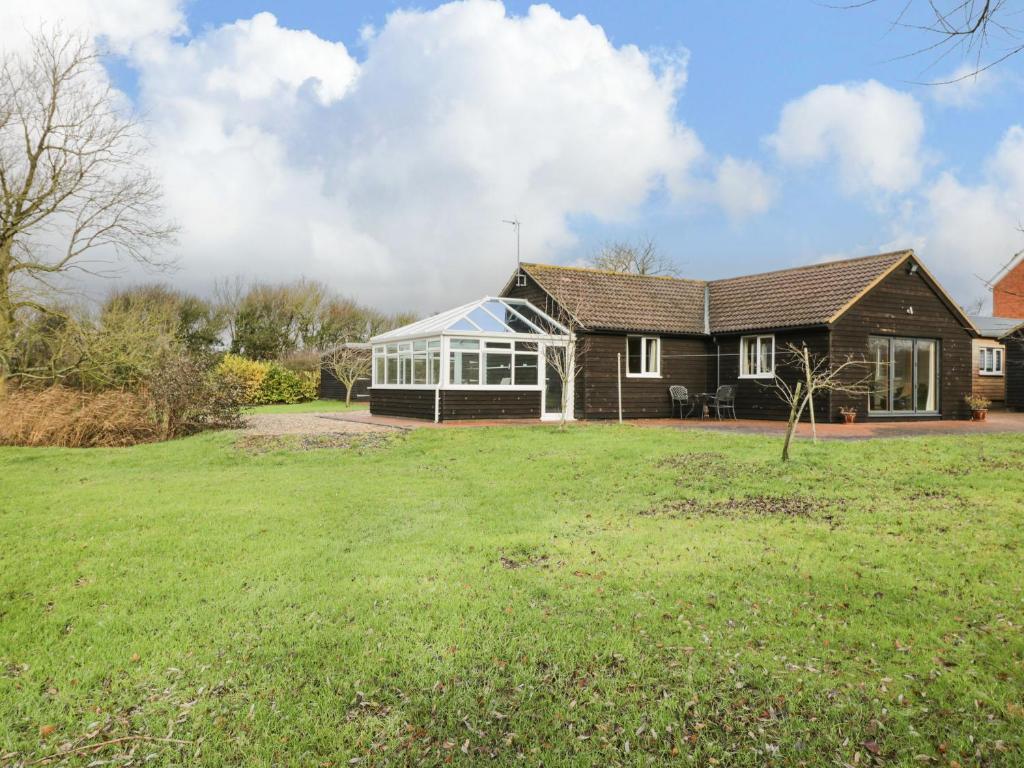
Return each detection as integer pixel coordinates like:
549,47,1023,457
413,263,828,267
502,218,521,272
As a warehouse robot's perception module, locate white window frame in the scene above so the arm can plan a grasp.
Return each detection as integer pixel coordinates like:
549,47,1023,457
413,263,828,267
979,346,1004,376
739,334,775,379
625,335,661,378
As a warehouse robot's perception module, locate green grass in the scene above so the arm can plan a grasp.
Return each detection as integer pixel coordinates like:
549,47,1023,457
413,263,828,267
1,425,1022,766
244,398,368,414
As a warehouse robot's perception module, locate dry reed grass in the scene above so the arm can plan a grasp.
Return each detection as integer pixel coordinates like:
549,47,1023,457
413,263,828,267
0,386,161,447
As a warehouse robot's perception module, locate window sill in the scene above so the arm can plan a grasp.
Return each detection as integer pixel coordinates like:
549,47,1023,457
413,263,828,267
979,371,1004,377
625,373,661,379
738,373,774,380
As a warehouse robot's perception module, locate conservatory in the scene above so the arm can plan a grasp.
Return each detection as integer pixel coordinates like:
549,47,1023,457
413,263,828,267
369,297,571,422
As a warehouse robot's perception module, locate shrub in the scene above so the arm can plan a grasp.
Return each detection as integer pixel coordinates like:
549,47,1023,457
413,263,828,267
0,387,160,447
147,350,245,438
217,354,270,403
964,392,992,411
257,364,313,404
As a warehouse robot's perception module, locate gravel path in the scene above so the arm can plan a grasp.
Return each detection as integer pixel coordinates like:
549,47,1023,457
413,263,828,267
244,413,392,436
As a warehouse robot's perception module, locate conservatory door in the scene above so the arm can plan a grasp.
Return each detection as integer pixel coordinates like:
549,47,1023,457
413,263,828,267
542,345,568,421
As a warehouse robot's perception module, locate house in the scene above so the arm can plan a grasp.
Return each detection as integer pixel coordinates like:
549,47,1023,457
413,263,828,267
966,316,1022,406
369,250,977,422
319,342,371,401
986,253,1024,411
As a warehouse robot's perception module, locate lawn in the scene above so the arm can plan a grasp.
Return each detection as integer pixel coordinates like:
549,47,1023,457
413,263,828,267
1,424,1022,766
244,398,368,414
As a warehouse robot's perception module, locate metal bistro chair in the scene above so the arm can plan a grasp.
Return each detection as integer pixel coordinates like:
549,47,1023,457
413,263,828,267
669,385,694,419
708,384,736,420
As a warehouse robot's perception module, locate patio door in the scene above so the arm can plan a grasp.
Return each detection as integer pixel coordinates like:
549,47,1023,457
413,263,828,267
541,344,571,421
868,336,939,415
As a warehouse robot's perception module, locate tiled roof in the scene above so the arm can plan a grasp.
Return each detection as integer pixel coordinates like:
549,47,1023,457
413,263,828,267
707,251,911,333
518,251,914,335
968,315,1024,339
520,263,708,334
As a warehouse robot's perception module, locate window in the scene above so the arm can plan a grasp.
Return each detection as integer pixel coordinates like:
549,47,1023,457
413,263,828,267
372,339,440,386
626,336,660,377
868,336,939,414
979,346,1004,375
739,335,775,378
449,338,480,385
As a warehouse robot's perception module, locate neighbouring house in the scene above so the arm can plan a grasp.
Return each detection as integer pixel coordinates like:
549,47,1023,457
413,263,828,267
967,316,1023,406
319,342,371,401
369,250,978,422
987,252,1024,411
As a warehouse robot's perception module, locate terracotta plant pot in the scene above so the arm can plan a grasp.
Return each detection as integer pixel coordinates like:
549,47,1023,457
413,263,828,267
842,412,856,424
971,409,988,422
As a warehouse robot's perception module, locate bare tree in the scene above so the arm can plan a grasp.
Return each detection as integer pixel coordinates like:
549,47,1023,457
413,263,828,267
835,0,1023,80
767,343,871,461
540,298,590,431
322,345,371,405
0,29,177,396
590,236,678,276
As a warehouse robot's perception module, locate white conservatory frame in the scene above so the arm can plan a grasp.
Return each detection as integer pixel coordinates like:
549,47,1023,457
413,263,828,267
369,297,573,421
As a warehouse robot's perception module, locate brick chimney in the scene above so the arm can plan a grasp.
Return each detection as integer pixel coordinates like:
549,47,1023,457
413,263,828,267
993,257,1024,318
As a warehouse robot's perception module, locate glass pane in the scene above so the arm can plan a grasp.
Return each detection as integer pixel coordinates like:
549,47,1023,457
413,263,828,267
511,303,559,334
627,337,642,374
386,344,398,354
413,340,427,351
467,307,507,332
449,351,480,385
401,354,412,385
449,318,478,331
892,338,914,411
645,338,659,374
386,356,398,385
868,337,889,411
545,347,565,413
485,341,512,349
413,355,427,385
450,338,480,350
744,339,757,376
374,356,384,385
915,340,937,411
427,339,441,349
485,353,512,385
514,354,538,385
429,352,440,385
515,341,538,352
758,337,773,375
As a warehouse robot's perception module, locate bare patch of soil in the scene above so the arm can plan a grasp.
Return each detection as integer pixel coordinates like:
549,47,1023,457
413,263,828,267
643,494,841,520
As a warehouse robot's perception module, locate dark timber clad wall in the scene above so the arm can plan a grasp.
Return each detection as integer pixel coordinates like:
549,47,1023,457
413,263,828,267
713,329,832,421
830,266,972,421
1003,336,1024,410
319,366,369,400
442,390,541,420
580,332,710,419
369,389,435,420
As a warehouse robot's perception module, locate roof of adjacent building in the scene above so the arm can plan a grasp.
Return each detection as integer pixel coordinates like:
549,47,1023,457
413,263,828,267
968,315,1024,339
517,250,936,335
518,262,708,335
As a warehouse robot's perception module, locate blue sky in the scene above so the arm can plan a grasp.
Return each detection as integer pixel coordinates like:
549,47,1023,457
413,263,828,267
5,0,1023,311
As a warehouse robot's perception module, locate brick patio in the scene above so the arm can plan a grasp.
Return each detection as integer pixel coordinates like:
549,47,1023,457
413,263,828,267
327,408,1024,439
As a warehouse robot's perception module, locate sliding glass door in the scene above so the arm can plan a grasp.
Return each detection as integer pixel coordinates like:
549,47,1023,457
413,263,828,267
868,336,939,415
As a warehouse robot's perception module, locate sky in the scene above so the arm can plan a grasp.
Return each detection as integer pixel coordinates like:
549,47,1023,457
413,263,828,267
2,0,1023,314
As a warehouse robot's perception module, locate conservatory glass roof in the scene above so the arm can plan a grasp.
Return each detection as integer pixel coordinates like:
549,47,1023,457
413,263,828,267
371,297,568,343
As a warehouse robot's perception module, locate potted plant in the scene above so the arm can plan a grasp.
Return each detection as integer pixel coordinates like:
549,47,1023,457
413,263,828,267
964,393,991,421
839,406,857,424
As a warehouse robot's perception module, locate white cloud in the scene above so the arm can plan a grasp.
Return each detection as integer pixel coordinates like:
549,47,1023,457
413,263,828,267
124,1,712,311
768,80,925,194
0,0,184,54
929,63,1001,108
888,126,1024,312
712,156,776,219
